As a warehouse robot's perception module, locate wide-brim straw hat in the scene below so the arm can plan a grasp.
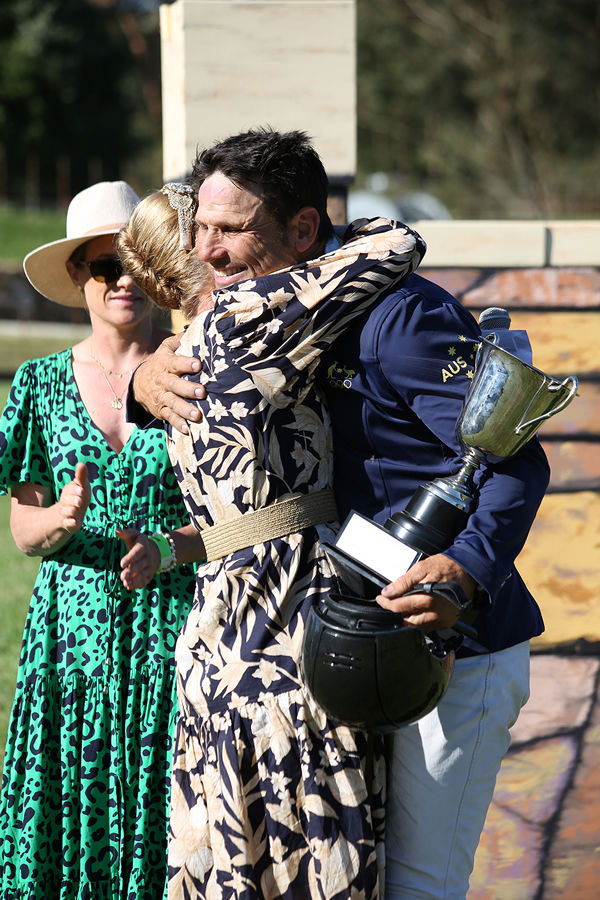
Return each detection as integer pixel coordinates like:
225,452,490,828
23,180,140,307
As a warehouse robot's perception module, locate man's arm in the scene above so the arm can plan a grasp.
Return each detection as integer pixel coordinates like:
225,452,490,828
128,333,206,433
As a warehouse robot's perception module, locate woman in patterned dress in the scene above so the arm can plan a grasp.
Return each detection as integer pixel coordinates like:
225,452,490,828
119,176,426,900
0,182,207,899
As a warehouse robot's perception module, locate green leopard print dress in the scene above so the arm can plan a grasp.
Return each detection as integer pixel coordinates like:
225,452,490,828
0,349,196,900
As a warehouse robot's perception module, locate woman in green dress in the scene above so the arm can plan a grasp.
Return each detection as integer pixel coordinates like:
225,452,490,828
0,182,205,899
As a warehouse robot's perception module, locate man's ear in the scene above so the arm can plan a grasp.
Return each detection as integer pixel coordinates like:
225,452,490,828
289,207,321,257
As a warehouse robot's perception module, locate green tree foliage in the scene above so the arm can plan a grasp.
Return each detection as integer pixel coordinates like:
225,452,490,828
357,0,600,217
0,0,161,204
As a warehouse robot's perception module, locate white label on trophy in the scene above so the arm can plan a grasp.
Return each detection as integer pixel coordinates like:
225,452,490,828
334,512,421,582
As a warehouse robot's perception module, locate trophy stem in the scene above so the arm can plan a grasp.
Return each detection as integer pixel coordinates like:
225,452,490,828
450,447,486,492
384,447,486,558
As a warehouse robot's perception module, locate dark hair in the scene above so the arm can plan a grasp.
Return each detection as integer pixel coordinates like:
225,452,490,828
191,127,333,243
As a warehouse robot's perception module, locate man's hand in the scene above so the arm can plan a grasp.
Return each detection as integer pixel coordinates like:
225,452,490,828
133,333,206,433
376,553,477,632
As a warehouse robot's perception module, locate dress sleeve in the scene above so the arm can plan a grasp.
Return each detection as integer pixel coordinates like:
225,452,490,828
0,361,52,494
124,375,162,430
375,291,550,600
213,219,425,406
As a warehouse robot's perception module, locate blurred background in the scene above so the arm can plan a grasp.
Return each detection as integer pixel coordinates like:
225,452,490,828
1,0,598,246
0,0,597,319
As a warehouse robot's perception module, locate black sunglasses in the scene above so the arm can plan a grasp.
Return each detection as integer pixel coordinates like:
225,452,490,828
80,257,124,284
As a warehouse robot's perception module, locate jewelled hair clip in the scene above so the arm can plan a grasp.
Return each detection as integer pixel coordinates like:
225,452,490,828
161,182,197,250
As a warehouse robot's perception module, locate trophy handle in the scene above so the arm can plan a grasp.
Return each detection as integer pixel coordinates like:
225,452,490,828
515,375,579,434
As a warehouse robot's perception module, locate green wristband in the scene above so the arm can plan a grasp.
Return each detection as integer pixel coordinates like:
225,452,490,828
149,531,177,572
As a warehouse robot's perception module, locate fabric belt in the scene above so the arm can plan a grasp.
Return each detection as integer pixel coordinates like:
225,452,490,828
201,489,339,563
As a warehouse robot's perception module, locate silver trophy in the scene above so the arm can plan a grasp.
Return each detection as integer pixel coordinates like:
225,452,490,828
328,336,578,593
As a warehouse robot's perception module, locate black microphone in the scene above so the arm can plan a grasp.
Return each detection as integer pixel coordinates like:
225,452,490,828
478,307,511,332
477,306,533,363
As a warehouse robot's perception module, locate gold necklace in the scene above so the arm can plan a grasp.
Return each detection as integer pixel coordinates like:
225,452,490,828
90,347,136,380
94,365,128,410
90,345,141,410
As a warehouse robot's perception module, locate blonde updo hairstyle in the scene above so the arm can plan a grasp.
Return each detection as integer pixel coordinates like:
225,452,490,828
118,190,210,319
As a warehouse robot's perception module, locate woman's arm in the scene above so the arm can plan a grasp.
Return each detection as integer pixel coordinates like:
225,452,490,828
10,462,91,557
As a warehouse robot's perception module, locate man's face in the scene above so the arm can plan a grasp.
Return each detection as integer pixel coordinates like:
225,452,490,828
194,171,301,291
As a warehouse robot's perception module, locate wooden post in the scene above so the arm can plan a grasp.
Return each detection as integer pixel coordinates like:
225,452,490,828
161,0,356,331
160,0,356,196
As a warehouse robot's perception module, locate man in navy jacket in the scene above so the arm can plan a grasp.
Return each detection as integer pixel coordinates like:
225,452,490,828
321,268,548,896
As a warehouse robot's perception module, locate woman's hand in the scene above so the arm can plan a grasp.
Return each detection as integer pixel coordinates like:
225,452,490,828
117,528,162,590
58,462,91,535
10,462,91,556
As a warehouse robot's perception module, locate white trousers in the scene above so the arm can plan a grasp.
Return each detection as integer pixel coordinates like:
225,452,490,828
384,641,530,900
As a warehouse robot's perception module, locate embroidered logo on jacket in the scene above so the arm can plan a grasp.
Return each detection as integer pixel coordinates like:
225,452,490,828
325,361,356,389
441,337,476,383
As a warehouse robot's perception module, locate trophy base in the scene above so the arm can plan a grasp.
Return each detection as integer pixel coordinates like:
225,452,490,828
323,526,479,641
324,482,482,640
385,481,474,557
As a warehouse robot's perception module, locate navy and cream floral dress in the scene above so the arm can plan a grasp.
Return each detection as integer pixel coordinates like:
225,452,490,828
0,349,196,900
166,219,426,899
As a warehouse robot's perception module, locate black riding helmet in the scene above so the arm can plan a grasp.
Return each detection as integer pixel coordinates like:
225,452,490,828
302,589,460,732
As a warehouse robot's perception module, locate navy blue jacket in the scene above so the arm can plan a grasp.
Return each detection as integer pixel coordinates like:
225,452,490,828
321,272,549,653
